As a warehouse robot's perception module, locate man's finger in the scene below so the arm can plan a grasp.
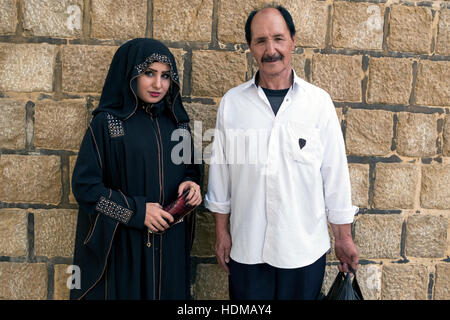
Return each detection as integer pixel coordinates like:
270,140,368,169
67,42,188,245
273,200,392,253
218,254,230,274
224,247,230,264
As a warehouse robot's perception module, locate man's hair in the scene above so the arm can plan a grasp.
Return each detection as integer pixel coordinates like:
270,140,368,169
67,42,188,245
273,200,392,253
244,4,296,45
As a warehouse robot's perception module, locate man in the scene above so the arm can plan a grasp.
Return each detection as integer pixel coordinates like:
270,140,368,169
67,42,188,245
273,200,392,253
204,5,359,300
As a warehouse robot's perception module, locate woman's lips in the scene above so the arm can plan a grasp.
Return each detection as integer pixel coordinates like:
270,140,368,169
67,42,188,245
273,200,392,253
149,92,161,97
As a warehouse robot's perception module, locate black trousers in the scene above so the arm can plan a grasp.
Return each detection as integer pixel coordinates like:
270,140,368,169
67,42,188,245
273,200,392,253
228,254,326,300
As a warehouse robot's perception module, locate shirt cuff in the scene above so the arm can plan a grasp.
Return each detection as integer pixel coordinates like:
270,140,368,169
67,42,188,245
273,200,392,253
326,206,359,224
204,196,230,214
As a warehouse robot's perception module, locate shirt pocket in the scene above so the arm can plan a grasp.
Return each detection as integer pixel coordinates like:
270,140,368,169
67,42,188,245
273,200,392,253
285,121,322,165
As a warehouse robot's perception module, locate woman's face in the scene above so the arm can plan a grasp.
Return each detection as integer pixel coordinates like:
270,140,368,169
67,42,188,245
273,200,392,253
137,62,171,104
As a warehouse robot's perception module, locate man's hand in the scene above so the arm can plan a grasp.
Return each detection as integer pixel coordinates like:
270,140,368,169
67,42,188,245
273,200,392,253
215,213,232,274
331,223,359,273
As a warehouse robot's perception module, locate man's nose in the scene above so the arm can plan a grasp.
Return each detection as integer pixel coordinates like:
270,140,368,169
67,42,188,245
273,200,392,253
265,40,276,55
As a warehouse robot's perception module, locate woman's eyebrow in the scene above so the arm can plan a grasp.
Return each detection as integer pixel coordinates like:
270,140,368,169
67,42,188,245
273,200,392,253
146,67,171,73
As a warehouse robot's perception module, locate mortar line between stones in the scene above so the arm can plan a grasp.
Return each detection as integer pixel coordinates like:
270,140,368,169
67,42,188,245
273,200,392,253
382,6,390,55
25,101,35,151
47,263,55,300
430,9,438,54
210,0,219,49
146,0,153,38
82,0,92,40
27,211,35,263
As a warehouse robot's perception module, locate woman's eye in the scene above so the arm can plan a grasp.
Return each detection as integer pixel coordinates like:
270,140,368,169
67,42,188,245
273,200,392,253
162,74,170,79
144,71,153,77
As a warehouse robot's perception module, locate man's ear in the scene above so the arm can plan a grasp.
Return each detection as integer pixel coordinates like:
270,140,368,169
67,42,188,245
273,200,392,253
291,34,296,50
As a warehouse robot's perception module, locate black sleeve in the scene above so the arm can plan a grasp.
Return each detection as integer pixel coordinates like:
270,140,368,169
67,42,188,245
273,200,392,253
72,115,147,230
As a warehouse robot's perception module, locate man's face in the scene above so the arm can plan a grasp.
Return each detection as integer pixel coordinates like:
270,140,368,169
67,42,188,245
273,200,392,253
249,8,295,78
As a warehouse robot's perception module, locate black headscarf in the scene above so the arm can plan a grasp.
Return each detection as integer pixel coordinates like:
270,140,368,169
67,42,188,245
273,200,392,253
93,38,189,123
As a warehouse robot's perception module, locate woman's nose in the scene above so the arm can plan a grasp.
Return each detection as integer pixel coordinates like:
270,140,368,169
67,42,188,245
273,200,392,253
153,76,162,89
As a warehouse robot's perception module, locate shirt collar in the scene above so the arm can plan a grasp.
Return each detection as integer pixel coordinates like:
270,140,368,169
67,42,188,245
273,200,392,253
243,69,303,91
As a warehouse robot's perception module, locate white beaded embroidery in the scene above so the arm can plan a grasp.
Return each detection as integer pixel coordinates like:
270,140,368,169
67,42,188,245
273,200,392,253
135,53,179,82
95,196,132,224
106,113,125,137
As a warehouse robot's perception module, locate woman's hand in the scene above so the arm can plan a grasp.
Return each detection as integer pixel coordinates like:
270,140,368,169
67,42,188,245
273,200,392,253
144,202,174,233
178,181,202,206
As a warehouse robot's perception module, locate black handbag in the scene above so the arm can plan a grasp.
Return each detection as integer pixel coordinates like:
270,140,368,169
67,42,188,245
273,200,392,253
323,267,364,300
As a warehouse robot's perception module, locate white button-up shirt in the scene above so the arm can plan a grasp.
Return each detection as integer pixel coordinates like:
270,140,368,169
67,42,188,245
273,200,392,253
205,70,358,269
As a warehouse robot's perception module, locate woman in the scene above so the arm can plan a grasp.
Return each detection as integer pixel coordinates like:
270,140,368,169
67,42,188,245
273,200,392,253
70,38,202,300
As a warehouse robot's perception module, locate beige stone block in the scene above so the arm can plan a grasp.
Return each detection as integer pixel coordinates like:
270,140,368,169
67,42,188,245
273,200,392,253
193,264,229,300
34,209,77,258
154,0,212,42
436,9,450,55
34,100,87,151
281,0,328,48
0,0,17,35
444,114,450,157
91,0,146,39
381,264,428,300
396,112,438,157
349,164,370,208
292,54,307,80
171,48,185,90
0,154,61,205
62,45,117,93
373,163,418,209
0,43,56,92
0,262,47,300
191,212,215,257
367,57,413,105
421,164,450,209
388,5,433,54
191,50,247,97
326,223,337,262
321,264,382,300
69,155,77,204
0,209,28,257
54,264,71,300
405,214,447,258
311,54,362,102
184,102,218,164
434,263,450,300
345,109,393,156
0,99,26,150
356,264,382,300
184,103,218,133
354,214,403,259
335,107,343,122
321,264,339,295
23,0,83,37
414,60,450,107
218,0,262,44
332,2,384,50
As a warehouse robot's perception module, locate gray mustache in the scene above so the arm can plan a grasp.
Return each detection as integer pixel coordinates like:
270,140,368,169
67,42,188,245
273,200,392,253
262,55,282,62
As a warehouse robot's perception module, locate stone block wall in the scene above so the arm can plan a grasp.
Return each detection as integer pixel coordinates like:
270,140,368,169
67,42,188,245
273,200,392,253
0,0,449,300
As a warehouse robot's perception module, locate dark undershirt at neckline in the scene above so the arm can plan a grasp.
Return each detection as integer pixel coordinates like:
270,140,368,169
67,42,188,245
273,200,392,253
261,87,289,116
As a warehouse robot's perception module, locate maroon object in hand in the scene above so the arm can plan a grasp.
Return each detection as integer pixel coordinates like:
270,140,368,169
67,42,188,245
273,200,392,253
163,189,197,226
